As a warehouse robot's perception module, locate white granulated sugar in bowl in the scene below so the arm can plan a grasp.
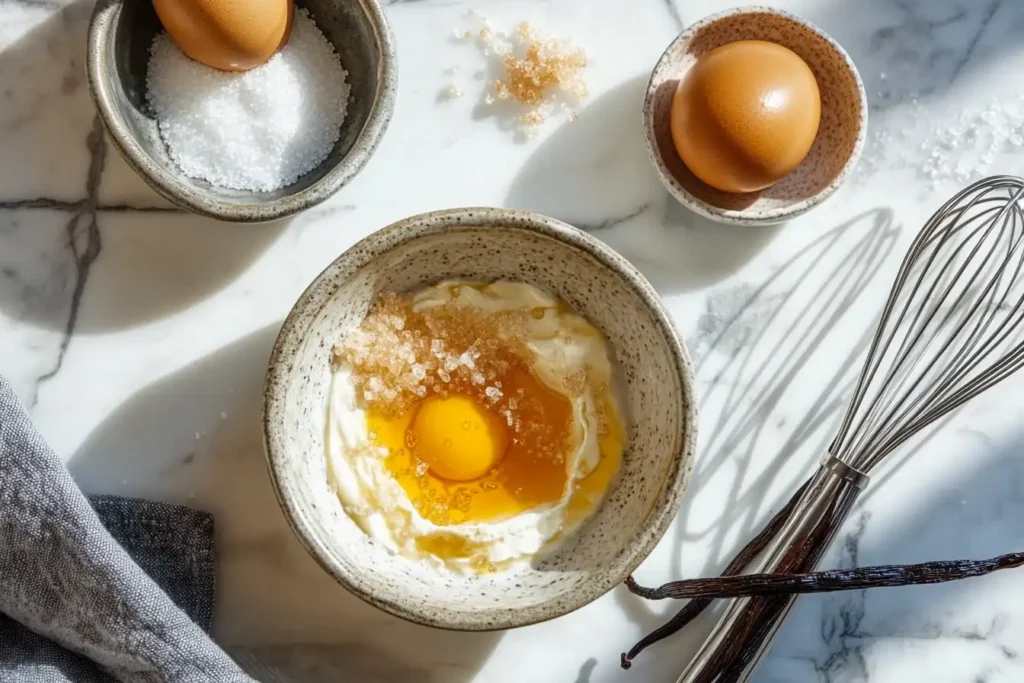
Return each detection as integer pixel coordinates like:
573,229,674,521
146,8,350,192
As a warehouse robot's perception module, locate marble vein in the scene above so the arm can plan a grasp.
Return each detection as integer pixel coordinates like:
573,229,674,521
661,0,683,32
0,199,182,213
772,511,1021,683
948,0,1001,84
31,115,106,404
3,0,1024,681
575,202,653,233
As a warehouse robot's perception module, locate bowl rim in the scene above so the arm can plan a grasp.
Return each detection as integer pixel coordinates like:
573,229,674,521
643,5,868,226
262,207,700,630
85,0,397,224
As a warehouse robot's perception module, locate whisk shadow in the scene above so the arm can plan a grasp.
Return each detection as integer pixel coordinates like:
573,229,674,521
683,207,901,574
616,208,906,644
618,176,1024,680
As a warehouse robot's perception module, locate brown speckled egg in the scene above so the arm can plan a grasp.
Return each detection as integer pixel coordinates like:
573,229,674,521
153,0,294,72
670,40,821,194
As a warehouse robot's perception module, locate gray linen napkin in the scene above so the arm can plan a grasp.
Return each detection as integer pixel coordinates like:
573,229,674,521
0,376,255,682
1,496,216,681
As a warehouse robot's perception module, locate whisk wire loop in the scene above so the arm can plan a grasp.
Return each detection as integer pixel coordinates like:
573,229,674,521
675,176,1024,683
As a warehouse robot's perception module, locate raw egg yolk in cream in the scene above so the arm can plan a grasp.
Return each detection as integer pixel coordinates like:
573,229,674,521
327,281,626,573
408,395,507,482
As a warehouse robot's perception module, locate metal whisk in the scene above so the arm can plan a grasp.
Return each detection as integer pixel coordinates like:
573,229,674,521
663,176,1024,683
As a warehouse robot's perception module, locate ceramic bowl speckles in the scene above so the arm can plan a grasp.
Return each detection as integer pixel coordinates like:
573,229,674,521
645,6,867,226
87,0,396,223
263,208,698,629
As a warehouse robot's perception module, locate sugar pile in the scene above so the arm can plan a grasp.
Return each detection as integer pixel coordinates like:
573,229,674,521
443,12,589,139
856,94,1024,195
147,8,350,192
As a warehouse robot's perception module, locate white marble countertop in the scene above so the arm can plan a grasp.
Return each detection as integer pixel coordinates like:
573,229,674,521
4,0,1024,680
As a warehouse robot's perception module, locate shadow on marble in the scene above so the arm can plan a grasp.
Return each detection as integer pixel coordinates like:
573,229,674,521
0,1,97,201
68,325,500,682
609,206,915,677
761,427,1024,682
0,2,287,334
676,206,903,568
617,424,1024,683
807,0,1024,111
74,210,286,332
504,74,781,294
0,198,288,336
229,643,469,683
572,656,597,683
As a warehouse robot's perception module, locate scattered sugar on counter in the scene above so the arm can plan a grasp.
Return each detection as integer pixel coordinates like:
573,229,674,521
147,8,349,192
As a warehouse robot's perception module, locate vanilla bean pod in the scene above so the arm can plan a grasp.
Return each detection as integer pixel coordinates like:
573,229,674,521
628,178,1024,683
624,551,1024,600
619,482,807,670
716,513,839,683
719,595,792,683
703,500,837,683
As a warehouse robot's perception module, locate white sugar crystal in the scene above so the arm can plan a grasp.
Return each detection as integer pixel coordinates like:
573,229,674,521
857,93,1024,193
440,83,464,100
146,8,350,192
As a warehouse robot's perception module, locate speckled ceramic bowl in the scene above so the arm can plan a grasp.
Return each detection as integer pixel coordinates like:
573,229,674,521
263,208,698,629
87,0,396,223
645,6,867,225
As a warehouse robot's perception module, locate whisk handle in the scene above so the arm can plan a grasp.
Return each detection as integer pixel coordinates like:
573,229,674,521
675,460,866,683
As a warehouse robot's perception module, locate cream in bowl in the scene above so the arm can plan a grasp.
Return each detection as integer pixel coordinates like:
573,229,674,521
263,208,697,630
327,280,625,574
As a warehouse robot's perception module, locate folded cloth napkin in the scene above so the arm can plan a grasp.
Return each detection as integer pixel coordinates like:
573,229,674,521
2,497,215,682
0,376,254,682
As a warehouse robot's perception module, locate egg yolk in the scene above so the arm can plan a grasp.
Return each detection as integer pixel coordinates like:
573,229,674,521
347,285,627,561
367,367,579,526
409,395,508,481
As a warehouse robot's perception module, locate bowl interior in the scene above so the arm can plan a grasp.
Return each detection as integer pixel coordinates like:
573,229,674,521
101,0,381,209
647,8,865,221
266,214,695,629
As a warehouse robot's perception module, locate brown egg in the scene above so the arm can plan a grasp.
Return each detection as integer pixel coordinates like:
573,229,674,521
153,0,294,72
670,40,821,194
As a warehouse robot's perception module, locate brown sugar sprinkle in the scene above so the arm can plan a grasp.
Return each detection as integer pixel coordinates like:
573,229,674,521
333,288,590,527
491,22,588,127
493,23,588,109
333,291,544,417
332,290,581,455
447,14,588,130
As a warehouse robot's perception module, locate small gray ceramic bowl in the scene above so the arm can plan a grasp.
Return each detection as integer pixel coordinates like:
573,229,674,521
645,6,867,226
263,208,699,629
87,0,396,223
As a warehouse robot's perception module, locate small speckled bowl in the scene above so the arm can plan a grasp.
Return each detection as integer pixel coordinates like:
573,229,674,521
263,208,698,629
645,6,867,225
87,0,396,223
